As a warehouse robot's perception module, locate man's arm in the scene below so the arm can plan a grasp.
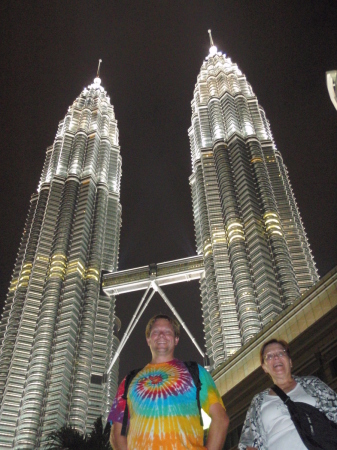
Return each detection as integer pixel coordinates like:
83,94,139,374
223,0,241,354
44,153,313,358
205,402,229,450
110,422,127,450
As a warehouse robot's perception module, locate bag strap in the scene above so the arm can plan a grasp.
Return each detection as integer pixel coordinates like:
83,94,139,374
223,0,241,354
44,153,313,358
271,384,332,450
121,368,142,436
184,361,203,426
271,384,291,403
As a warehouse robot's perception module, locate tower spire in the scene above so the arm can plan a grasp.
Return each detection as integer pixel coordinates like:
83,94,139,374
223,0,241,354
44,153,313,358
207,30,217,56
94,59,102,86
208,29,214,47
97,59,102,78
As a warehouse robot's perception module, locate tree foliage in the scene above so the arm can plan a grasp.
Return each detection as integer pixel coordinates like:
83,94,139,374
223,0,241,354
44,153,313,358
87,416,111,449
45,425,86,449
46,416,111,450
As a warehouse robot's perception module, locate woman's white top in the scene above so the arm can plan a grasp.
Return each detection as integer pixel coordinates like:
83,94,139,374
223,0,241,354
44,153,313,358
261,383,316,449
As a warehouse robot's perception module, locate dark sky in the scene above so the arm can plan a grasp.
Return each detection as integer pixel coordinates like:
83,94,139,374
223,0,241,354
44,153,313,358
1,1,336,381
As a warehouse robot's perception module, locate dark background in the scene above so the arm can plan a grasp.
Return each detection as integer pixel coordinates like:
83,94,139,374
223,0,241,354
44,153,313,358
1,1,336,382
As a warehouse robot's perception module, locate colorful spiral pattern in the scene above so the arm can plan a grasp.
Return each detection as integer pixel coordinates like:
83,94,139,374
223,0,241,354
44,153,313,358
108,359,224,449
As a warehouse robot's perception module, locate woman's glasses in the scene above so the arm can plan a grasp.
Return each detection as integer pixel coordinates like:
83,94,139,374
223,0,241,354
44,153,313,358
263,349,287,362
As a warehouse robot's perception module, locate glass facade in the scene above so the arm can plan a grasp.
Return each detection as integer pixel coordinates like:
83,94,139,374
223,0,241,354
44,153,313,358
189,43,319,368
0,77,121,448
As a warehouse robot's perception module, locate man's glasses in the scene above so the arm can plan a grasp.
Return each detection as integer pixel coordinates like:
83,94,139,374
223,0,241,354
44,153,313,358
263,349,288,362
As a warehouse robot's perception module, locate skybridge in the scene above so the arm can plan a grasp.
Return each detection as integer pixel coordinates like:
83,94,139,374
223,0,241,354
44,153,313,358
102,254,204,296
102,255,208,374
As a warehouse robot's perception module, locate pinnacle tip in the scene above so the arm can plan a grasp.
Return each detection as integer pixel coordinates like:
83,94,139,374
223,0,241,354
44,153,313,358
208,30,214,47
97,59,102,78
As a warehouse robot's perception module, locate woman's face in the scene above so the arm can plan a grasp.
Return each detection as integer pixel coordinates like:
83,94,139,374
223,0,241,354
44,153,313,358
261,342,292,380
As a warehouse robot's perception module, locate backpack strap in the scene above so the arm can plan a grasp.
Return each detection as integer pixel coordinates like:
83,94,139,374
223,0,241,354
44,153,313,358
184,361,203,427
121,362,204,435
121,368,142,436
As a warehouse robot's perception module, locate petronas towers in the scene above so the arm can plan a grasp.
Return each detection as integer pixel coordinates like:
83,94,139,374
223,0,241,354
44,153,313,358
189,36,318,367
0,75,122,448
0,35,318,448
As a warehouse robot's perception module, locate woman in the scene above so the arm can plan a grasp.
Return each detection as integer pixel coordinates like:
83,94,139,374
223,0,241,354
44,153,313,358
239,339,337,449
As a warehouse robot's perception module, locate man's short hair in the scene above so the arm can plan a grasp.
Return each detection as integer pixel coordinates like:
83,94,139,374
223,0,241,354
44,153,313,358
145,314,180,339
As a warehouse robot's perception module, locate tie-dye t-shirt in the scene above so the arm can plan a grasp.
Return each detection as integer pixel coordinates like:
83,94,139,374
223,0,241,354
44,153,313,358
108,359,224,449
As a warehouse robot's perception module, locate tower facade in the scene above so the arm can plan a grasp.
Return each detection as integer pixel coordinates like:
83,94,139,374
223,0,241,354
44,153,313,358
189,38,318,368
0,75,122,448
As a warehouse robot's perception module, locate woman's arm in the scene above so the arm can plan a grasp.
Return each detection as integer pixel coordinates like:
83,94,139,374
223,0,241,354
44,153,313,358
303,376,337,422
238,393,265,450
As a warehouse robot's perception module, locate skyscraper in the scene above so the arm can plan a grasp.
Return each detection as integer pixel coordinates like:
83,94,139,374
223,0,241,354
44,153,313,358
0,72,122,448
189,34,319,368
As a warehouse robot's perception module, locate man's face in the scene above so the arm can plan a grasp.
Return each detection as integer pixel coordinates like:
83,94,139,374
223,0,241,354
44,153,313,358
146,318,179,358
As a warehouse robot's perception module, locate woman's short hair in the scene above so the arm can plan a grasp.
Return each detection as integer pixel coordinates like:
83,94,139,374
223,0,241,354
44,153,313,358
260,339,291,364
145,314,180,339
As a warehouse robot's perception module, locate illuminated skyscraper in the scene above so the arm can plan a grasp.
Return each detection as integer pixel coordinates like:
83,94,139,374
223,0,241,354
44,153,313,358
0,71,122,448
189,33,319,368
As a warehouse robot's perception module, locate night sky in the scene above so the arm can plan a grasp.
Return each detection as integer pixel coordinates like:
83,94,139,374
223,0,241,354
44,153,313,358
1,1,336,381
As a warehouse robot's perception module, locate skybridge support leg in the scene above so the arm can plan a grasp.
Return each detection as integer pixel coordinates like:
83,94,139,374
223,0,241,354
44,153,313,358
107,286,155,374
106,281,208,377
152,281,205,359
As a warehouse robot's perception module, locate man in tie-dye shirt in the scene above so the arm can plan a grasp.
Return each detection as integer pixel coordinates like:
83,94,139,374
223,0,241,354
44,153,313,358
109,314,229,450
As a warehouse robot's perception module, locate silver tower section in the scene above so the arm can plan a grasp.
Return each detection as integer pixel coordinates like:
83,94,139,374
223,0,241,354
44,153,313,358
0,75,122,448
189,38,318,368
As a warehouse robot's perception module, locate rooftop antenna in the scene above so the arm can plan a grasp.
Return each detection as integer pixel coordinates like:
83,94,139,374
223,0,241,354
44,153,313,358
208,29,214,47
97,59,102,78
208,29,218,56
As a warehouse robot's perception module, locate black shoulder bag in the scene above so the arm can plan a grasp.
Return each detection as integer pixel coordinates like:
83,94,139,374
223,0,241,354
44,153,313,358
271,383,337,450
